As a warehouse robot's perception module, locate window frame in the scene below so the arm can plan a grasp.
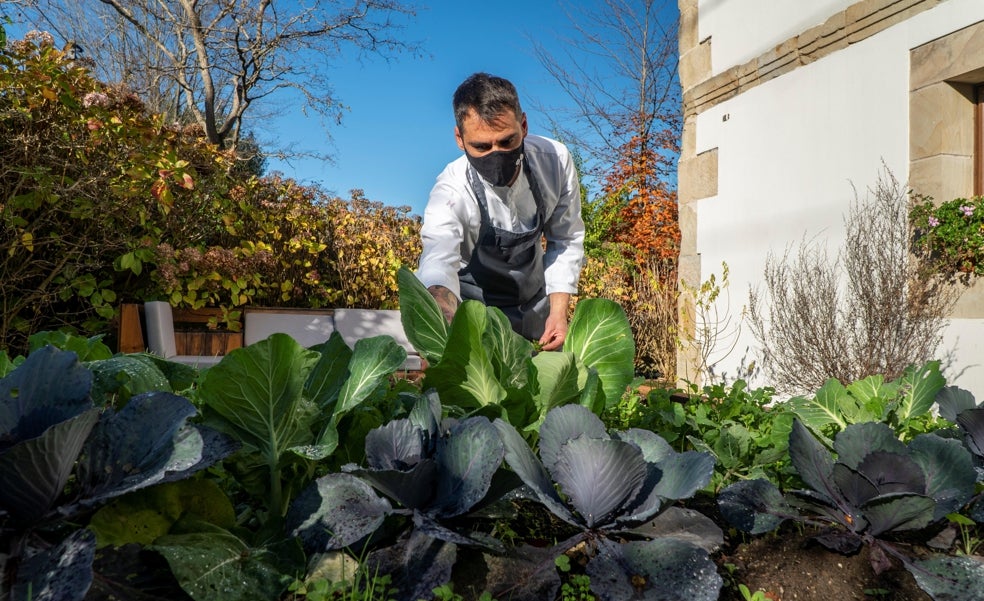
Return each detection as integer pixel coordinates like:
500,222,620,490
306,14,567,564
976,83,984,197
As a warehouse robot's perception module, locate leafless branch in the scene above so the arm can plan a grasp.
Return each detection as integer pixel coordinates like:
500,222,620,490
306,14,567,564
748,166,957,395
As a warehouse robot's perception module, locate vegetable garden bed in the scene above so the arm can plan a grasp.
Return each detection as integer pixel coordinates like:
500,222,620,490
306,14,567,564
2,268,983,601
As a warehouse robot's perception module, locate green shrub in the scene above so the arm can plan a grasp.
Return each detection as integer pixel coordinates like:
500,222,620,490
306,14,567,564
910,194,984,283
152,181,421,316
0,33,234,351
0,33,422,352
606,380,794,492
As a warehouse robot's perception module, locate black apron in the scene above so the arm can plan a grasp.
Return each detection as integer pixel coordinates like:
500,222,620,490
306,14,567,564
458,159,550,340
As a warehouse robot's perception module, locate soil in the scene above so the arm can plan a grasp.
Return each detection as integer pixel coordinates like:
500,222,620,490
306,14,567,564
692,495,933,601
715,527,931,601
459,496,940,601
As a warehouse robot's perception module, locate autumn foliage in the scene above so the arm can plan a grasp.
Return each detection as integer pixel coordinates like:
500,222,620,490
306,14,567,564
0,33,419,355
605,129,680,263
578,116,681,379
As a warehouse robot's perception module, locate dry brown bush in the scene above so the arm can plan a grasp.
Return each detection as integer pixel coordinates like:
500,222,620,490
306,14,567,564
626,258,679,381
748,168,956,395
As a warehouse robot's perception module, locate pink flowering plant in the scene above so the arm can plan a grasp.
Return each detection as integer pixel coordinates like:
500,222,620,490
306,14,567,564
910,195,984,282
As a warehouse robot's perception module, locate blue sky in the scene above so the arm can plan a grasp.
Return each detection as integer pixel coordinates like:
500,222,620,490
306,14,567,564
263,1,679,216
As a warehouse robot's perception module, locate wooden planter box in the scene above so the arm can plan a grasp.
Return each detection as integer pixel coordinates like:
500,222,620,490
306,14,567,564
173,330,243,356
117,303,243,355
171,307,243,356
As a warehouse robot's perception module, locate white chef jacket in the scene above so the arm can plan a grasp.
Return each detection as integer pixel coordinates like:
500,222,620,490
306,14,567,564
417,134,586,301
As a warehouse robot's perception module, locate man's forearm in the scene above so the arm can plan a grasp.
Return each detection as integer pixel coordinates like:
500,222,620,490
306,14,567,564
428,285,459,323
548,292,571,321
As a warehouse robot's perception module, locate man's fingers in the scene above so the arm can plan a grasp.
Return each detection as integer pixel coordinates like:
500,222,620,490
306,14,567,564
539,331,565,351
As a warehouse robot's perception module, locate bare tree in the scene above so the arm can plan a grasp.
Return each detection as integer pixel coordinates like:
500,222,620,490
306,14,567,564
748,168,957,395
531,0,680,178
533,1,681,379
11,0,419,154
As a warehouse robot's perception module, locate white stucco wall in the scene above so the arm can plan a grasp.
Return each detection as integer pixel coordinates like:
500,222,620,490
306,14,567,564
694,0,984,397
697,0,856,75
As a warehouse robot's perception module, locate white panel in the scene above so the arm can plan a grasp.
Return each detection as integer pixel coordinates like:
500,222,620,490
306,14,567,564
333,308,422,371
942,321,984,399
244,310,335,348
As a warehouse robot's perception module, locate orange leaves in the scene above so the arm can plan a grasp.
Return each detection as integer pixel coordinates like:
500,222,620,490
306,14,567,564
576,115,680,378
601,119,680,267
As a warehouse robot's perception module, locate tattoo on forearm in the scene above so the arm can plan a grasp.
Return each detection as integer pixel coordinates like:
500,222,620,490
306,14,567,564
427,285,459,322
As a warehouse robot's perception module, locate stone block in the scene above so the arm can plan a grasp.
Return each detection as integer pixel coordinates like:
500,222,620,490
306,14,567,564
679,38,712,90
909,82,975,160
678,201,698,256
911,20,984,89
678,148,718,204
678,0,700,53
847,0,938,45
909,154,974,203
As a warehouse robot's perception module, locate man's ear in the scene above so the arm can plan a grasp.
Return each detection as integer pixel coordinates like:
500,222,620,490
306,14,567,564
454,126,465,151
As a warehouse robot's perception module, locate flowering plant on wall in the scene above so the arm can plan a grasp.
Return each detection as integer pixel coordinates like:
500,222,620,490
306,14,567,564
910,195,984,283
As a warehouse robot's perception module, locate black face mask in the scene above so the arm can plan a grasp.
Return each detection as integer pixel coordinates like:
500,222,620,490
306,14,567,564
465,142,524,186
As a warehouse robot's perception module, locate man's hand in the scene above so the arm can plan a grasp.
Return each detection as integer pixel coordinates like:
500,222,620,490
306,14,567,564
538,292,571,351
427,285,459,323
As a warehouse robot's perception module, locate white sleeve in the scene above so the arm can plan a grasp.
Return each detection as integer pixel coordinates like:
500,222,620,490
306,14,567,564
416,178,469,300
542,147,586,295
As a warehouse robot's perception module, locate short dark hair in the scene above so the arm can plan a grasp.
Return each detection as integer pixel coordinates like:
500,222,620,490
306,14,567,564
452,73,523,131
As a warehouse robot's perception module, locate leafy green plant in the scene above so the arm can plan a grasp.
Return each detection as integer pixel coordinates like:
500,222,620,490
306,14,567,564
431,583,496,601
787,361,950,444
684,382,792,491
910,195,984,283
606,380,793,492
0,350,20,378
397,267,634,434
131,331,411,601
935,385,984,521
492,404,722,601
560,574,595,601
737,584,771,601
287,393,520,601
945,513,983,556
287,563,399,601
0,345,235,601
718,420,983,601
195,331,407,516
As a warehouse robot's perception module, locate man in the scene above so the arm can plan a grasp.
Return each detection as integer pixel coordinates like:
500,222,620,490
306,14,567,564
417,73,585,351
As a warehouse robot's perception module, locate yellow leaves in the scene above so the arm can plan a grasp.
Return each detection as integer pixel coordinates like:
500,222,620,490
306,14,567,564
151,179,172,214
222,213,238,233
149,178,421,313
20,232,34,252
41,87,57,101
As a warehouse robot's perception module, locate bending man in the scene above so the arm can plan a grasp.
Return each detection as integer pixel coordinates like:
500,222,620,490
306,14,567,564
416,72,585,351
